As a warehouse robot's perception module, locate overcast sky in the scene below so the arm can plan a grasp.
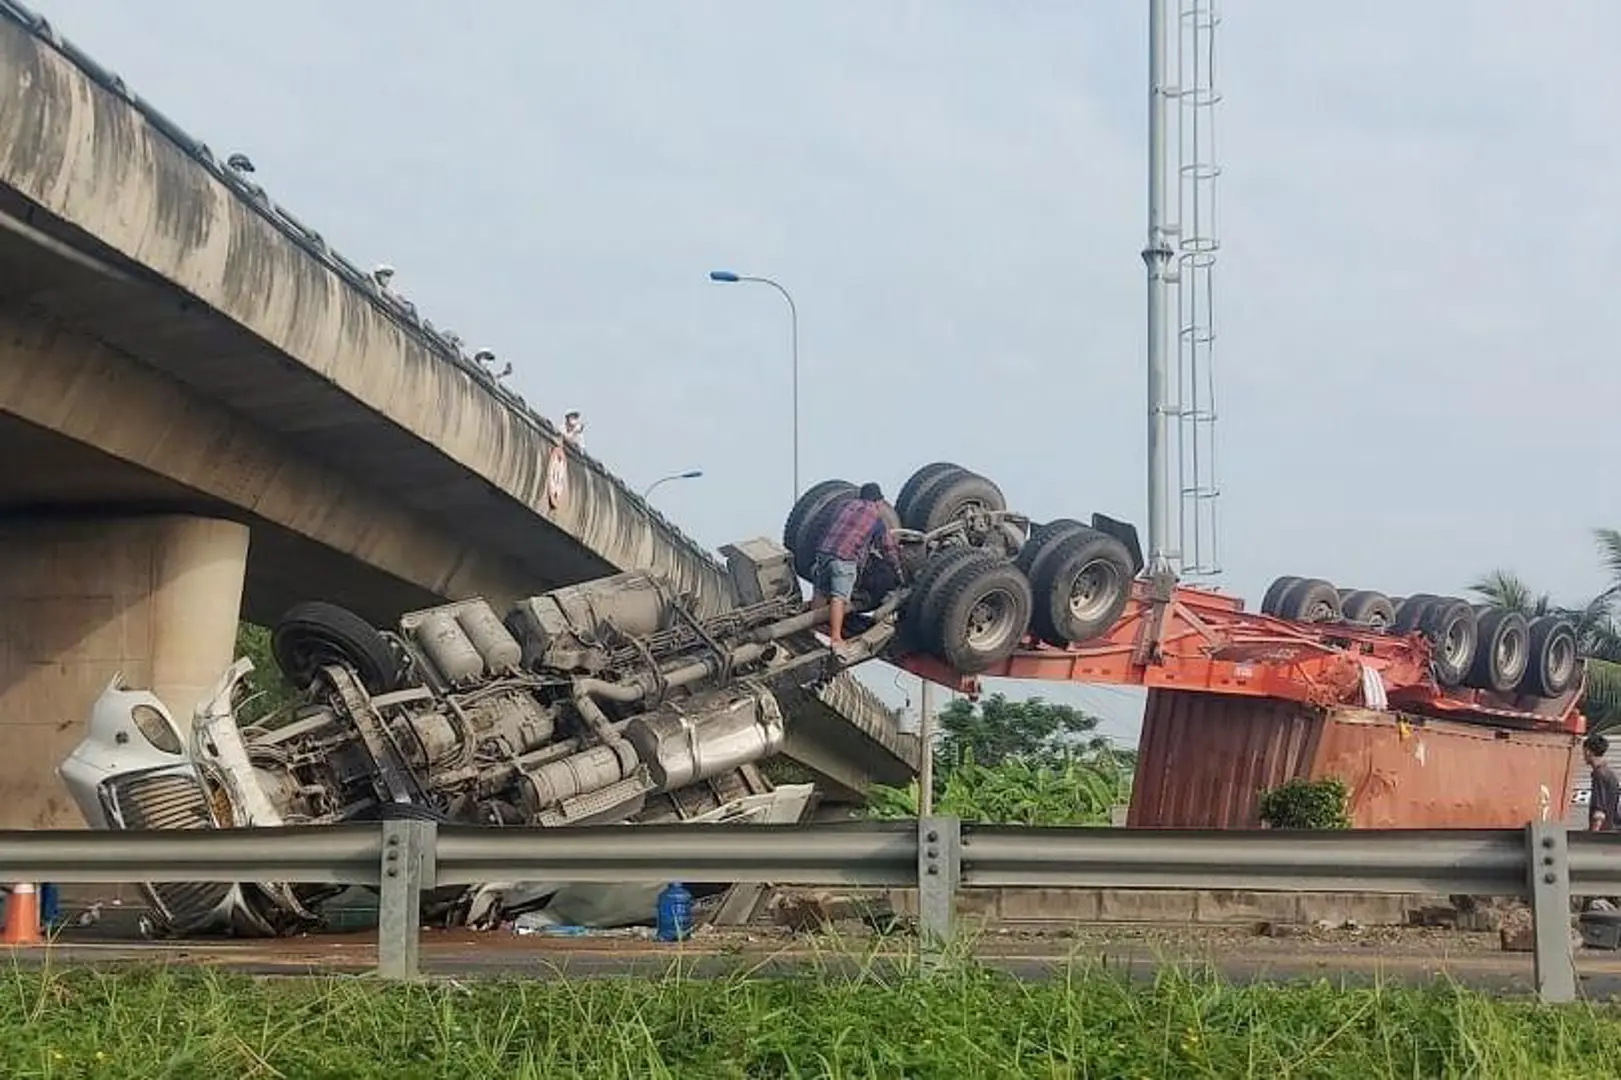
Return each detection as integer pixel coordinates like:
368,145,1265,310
30,1,1621,742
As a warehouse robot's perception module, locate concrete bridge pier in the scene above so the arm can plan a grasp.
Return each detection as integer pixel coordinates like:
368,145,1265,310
0,514,248,828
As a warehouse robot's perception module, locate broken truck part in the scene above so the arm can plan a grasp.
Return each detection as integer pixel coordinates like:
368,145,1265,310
787,464,1588,828
784,465,1586,728
60,538,891,936
60,460,1591,936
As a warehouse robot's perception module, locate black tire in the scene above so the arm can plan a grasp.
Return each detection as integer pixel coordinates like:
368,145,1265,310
903,470,1007,533
1260,576,1302,616
272,601,402,695
1392,594,1440,634
1277,578,1342,622
1015,519,1089,580
1419,598,1478,688
1030,528,1134,646
851,558,902,613
902,548,998,648
927,559,1033,674
783,479,856,558
895,463,963,522
1340,590,1396,629
1465,608,1530,693
1522,616,1580,698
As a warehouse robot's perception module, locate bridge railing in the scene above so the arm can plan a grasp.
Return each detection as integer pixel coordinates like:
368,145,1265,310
2,820,1614,1002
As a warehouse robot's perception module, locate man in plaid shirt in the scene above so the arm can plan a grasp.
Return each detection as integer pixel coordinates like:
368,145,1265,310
813,482,904,658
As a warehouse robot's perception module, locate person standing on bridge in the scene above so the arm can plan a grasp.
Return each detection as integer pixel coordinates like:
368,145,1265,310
813,482,903,661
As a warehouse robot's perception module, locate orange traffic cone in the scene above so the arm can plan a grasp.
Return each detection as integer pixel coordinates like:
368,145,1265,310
2,883,42,945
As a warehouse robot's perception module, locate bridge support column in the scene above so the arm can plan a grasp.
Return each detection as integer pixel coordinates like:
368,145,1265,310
0,515,248,828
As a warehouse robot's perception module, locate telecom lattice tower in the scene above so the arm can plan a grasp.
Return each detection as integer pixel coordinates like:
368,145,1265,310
1144,0,1223,579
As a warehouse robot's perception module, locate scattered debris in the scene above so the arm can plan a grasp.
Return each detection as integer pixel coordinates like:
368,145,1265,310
770,891,905,935
1253,921,1298,939
1498,906,1535,952
1578,910,1621,951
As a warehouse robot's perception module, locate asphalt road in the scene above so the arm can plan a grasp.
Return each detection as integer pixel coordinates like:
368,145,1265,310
11,923,1621,998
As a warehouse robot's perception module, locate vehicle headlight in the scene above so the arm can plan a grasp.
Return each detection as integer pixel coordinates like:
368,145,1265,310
130,704,183,755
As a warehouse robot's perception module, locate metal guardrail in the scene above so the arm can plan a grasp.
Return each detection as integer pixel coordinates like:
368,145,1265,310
2,819,1616,1002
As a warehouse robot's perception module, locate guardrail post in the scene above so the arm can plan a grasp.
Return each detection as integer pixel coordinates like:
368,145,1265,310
377,819,436,981
1527,822,1576,1004
917,815,960,963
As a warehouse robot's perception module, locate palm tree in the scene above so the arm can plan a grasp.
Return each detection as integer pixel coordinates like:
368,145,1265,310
1469,528,1621,732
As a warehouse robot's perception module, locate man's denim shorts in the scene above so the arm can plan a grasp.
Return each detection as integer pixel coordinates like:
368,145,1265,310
813,553,859,600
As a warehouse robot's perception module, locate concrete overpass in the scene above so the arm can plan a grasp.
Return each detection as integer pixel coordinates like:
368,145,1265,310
0,3,917,827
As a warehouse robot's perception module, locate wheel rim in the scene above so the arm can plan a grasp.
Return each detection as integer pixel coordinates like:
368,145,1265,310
1068,561,1122,623
279,632,346,682
1440,616,1472,669
1304,598,1335,622
965,587,1021,651
950,498,989,523
1495,627,1527,681
1548,633,1577,684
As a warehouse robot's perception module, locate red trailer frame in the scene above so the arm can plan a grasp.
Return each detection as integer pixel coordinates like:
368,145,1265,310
893,576,1585,734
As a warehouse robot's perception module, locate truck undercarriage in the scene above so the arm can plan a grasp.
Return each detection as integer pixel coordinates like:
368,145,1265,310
60,538,884,936
58,461,1588,937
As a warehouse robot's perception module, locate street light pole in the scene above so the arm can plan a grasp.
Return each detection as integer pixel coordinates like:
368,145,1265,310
708,270,800,500
643,469,703,501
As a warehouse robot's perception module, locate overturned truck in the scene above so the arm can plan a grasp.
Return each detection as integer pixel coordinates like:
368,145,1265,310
61,458,1589,935
60,538,874,936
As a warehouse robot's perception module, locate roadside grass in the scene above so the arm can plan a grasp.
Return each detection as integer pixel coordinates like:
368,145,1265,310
2,955,1619,1079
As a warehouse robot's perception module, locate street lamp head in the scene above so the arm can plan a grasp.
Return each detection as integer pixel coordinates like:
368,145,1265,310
680,469,703,480
708,270,740,283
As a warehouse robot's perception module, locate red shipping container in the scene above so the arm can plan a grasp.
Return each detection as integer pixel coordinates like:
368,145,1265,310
1128,688,1578,829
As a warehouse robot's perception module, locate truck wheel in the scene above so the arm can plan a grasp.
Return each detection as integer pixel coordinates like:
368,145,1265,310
1277,578,1342,622
851,558,902,613
927,559,1033,674
1521,616,1580,698
273,601,403,695
1340,590,1396,629
783,480,856,571
1465,608,1530,693
1260,576,1301,616
1016,519,1088,580
1030,528,1134,646
903,469,1007,533
1392,594,1440,634
902,548,997,649
1419,598,1478,688
895,463,962,522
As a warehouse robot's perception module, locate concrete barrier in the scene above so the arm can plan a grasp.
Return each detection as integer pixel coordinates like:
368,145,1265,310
876,886,1429,928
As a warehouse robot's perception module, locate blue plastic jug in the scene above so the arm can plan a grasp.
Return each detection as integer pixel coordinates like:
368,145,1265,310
656,881,693,942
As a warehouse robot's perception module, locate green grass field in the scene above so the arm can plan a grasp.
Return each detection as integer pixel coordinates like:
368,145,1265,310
2,960,1618,1078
